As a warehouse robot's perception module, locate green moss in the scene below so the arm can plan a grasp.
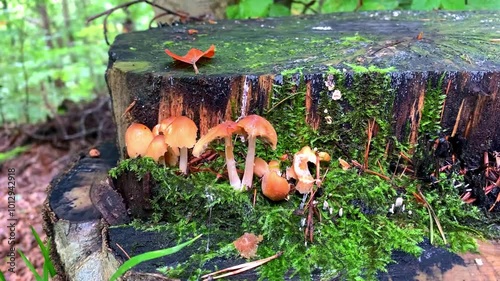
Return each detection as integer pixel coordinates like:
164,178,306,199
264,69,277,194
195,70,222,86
110,70,494,280
340,33,372,46
343,63,396,74
112,61,151,72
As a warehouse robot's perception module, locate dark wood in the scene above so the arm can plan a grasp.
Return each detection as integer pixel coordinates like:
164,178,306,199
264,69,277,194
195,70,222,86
43,143,123,281
106,11,500,168
90,177,130,226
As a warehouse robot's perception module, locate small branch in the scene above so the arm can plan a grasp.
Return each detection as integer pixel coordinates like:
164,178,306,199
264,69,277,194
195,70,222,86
87,0,202,45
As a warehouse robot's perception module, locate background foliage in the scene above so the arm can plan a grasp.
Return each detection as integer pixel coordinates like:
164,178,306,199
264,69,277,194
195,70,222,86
0,0,153,125
227,0,500,18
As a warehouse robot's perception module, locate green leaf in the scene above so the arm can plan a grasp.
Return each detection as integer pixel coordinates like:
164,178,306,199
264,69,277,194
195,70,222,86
441,0,466,9
269,4,291,17
0,270,6,281
466,0,500,10
322,0,359,13
226,4,239,19
239,0,273,18
31,226,56,277
17,250,43,281
410,0,441,10
360,0,399,10
109,234,202,281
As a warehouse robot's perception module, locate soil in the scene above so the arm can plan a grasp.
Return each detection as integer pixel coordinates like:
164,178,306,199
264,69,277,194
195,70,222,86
0,96,115,281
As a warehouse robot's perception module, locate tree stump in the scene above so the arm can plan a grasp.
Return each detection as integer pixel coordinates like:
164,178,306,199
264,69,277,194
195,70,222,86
107,10,499,166
47,10,500,281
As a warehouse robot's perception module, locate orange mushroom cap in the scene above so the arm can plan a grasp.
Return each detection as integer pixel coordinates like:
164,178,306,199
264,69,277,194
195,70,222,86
253,157,269,178
192,121,243,157
145,135,169,163
262,171,289,201
162,116,198,149
125,123,154,158
237,115,277,149
152,124,162,136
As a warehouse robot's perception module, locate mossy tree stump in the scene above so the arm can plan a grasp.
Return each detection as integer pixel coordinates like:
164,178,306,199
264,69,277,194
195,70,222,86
46,11,500,281
107,11,499,166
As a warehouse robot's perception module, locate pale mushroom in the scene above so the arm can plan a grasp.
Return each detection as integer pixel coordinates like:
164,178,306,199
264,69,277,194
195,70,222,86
291,146,317,194
192,121,244,189
237,115,278,190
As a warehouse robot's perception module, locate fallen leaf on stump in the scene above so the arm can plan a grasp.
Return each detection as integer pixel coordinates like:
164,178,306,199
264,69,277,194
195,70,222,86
165,44,215,74
233,233,263,259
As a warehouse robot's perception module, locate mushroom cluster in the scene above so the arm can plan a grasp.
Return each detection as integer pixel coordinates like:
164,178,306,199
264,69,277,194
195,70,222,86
193,115,277,191
124,116,198,174
125,115,332,204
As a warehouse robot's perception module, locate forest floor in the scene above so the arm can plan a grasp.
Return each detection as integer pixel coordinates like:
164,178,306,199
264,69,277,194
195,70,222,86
0,96,115,281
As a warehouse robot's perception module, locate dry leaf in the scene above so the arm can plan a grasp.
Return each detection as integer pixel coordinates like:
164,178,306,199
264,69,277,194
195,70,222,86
165,44,215,74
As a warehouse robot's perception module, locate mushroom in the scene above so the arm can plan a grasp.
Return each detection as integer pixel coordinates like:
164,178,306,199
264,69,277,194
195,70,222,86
161,116,198,174
289,147,331,193
144,135,169,163
192,121,244,189
262,170,289,201
152,124,161,136
253,158,289,201
125,123,154,158
253,157,269,178
291,146,317,194
237,115,278,190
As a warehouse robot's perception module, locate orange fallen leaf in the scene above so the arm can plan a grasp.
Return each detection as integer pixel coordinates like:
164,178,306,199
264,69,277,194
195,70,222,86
187,29,198,35
233,233,263,259
416,31,424,40
165,44,215,74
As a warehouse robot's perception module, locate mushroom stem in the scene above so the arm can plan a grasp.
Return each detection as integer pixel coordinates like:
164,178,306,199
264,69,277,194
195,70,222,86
179,147,188,174
224,136,241,189
241,136,257,190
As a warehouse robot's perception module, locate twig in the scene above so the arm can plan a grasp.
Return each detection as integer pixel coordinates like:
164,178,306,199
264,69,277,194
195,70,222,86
201,252,282,280
115,243,131,259
86,0,200,45
440,79,451,122
364,168,391,181
451,99,465,137
364,119,376,169
265,91,303,114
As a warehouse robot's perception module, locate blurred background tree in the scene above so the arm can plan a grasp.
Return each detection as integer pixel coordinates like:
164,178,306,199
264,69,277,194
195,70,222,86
0,0,156,125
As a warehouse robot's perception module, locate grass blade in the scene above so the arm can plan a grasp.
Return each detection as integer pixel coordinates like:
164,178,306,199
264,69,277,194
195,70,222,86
109,234,202,281
418,189,447,245
30,226,56,277
427,206,434,244
17,250,42,281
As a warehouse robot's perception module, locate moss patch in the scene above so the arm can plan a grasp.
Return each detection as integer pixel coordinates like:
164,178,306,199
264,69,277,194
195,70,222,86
112,61,151,73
